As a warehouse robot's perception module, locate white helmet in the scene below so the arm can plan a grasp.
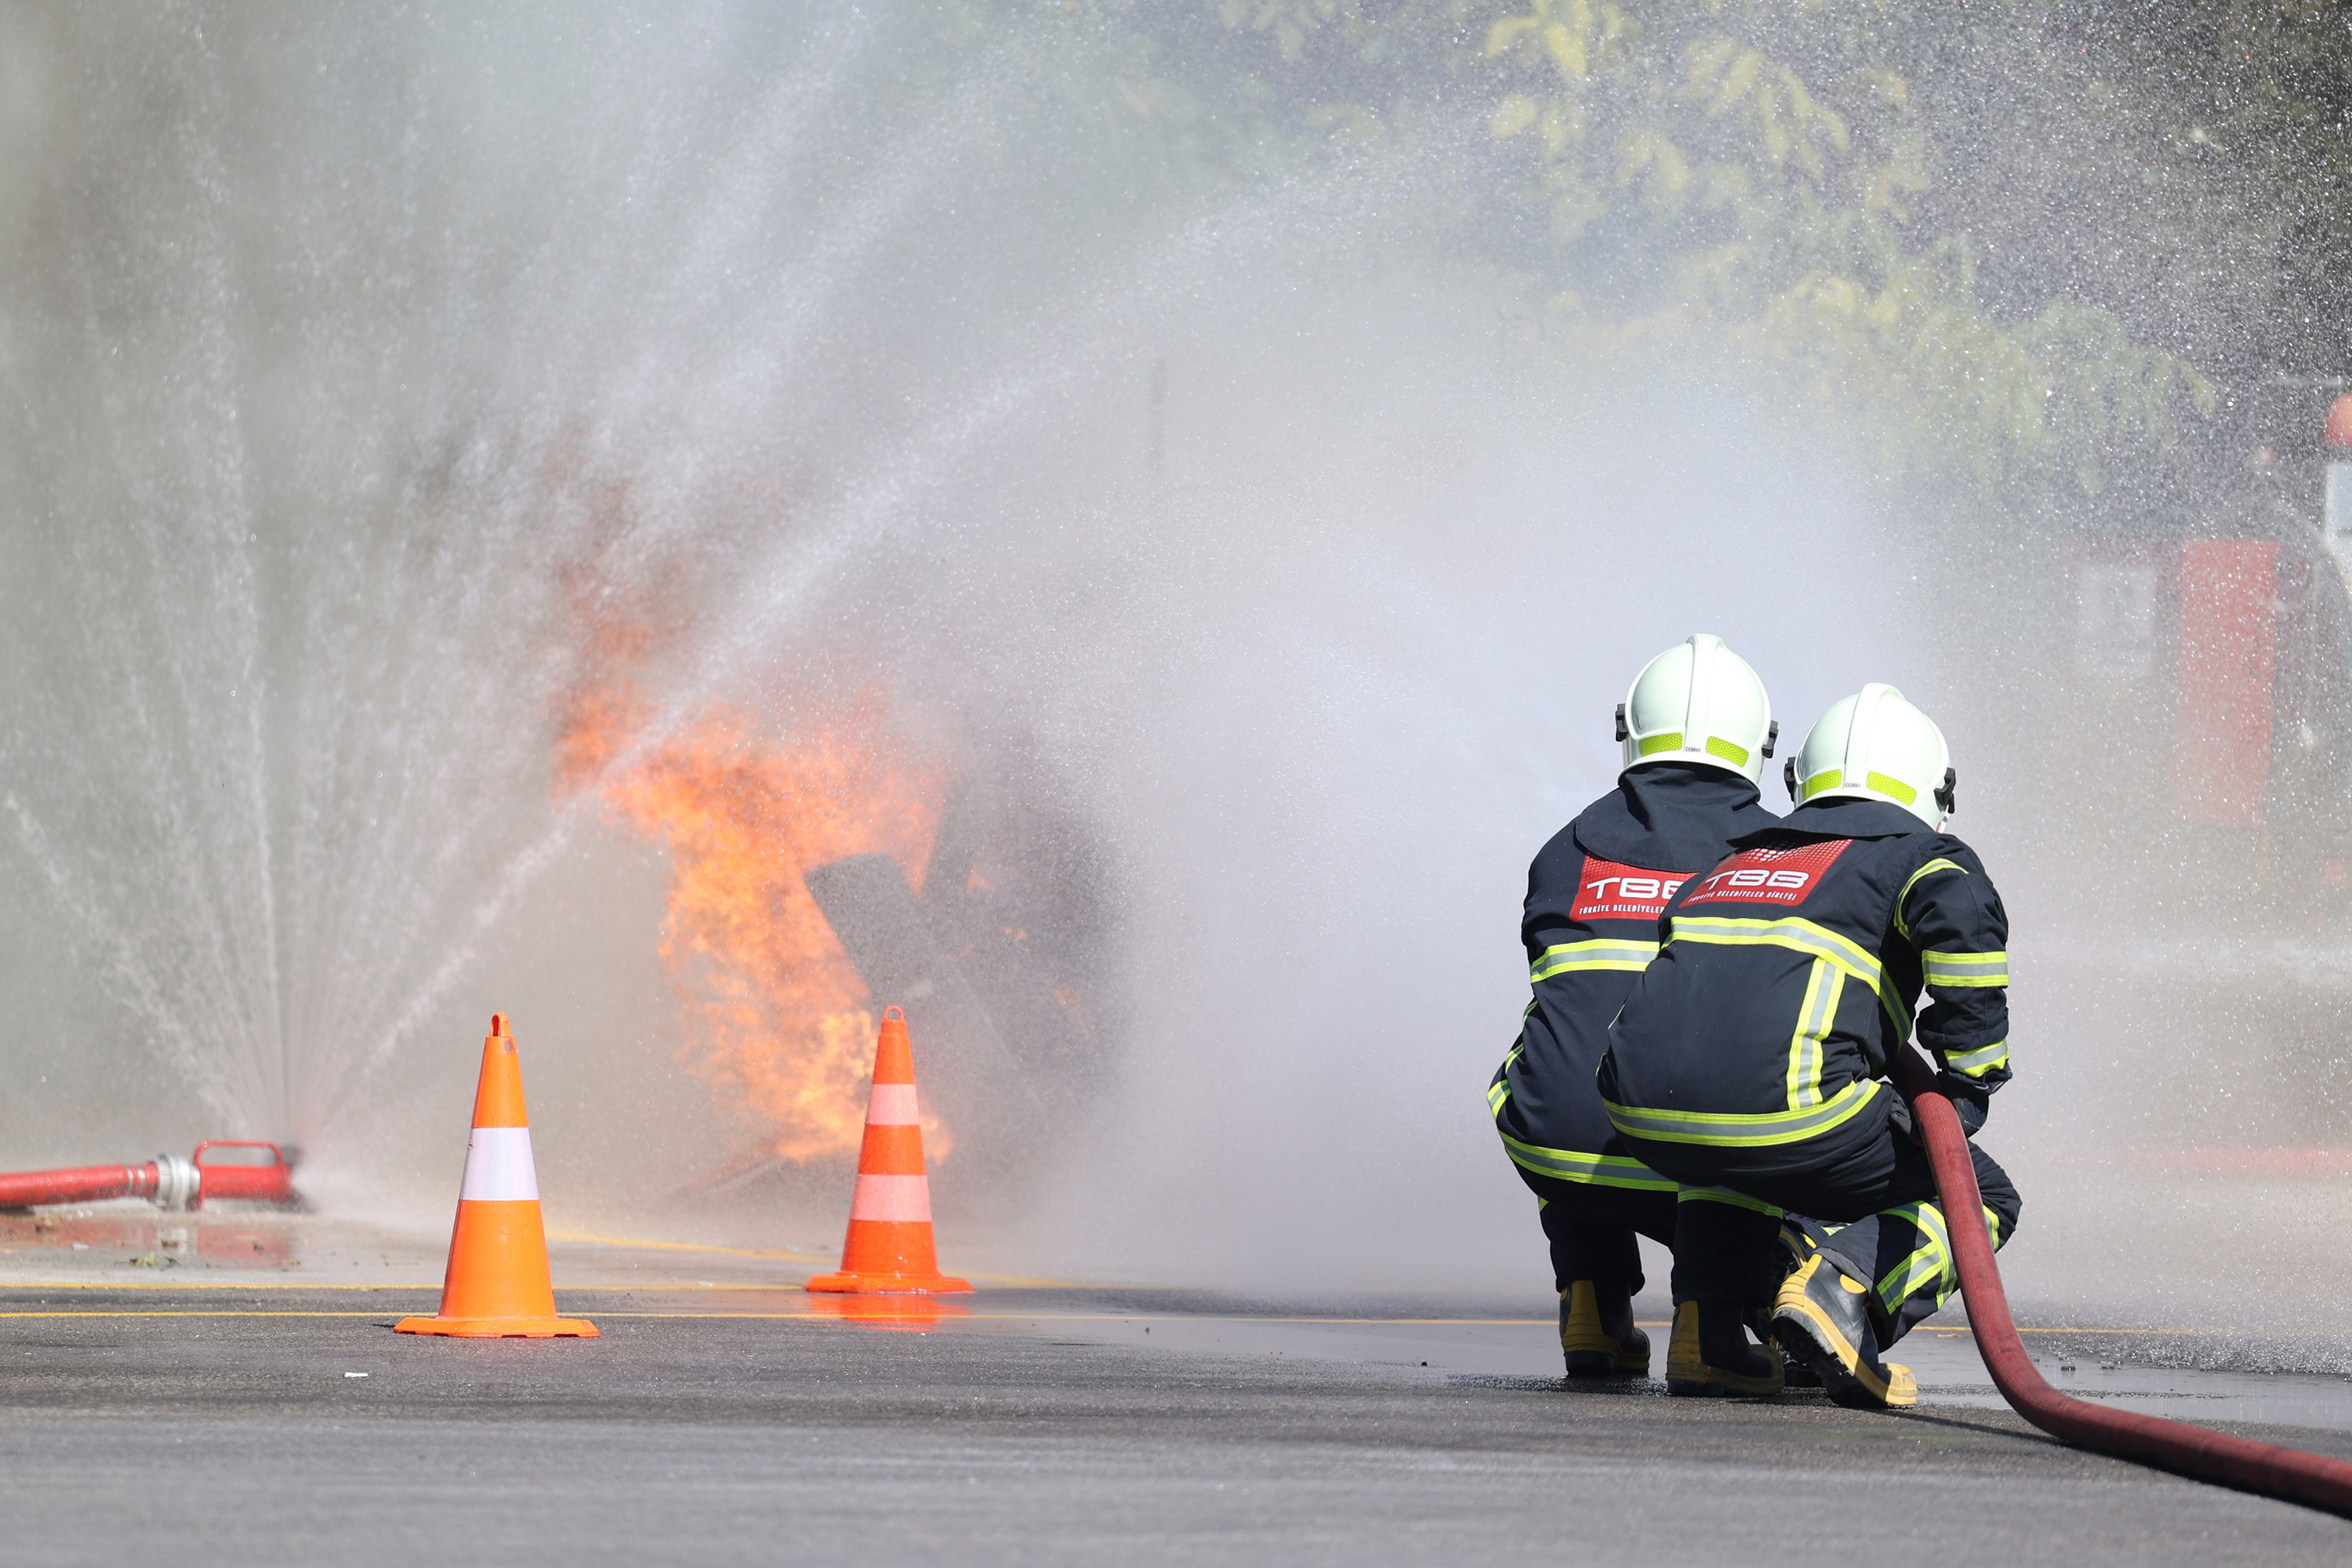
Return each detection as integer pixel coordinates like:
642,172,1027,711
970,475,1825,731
1785,684,1955,829
1615,633,1776,784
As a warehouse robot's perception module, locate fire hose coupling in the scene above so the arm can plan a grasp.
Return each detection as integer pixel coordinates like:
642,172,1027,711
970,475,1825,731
150,1152,200,1212
0,1142,296,1213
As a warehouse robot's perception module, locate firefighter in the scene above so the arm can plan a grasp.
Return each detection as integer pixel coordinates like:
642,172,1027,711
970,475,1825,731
1597,684,2020,1410
1489,633,1791,1396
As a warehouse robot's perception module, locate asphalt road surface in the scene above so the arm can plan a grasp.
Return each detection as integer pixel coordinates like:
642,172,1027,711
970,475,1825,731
2,1283,2348,1566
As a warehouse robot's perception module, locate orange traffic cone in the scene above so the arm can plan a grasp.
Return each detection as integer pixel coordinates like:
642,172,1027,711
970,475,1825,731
395,1014,598,1338
806,1006,971,1295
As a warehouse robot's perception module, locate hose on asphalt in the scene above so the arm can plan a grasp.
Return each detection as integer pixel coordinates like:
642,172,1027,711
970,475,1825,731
1888,1041,2352,1519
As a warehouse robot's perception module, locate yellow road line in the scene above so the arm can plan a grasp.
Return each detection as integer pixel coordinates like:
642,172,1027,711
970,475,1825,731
0,1311,390,1319
0,1291,2253,1336
552,1232,1083,1287
0,1309,2265,1335
0,1281,822,1292
546,1231,828,1264
0,1312,1561,1327
0,1281,443,1290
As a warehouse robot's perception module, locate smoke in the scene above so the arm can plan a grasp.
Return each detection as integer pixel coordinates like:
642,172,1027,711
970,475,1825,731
1,2,2341,1343
802,282,1910,1288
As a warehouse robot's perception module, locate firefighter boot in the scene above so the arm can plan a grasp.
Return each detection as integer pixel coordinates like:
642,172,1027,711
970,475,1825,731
1559,1279,1650,1377
1752,1304,1820,1388
1772,1223,1824,1388
1772,1253,1917,1410
1665,1298,1785,1397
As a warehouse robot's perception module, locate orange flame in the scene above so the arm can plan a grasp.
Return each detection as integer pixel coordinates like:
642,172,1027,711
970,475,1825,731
559,666,948,1164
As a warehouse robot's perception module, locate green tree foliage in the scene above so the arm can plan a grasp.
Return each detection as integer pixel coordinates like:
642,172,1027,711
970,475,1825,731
1469,0,2223,493
1053,1,2346,493
1912,2,2351,383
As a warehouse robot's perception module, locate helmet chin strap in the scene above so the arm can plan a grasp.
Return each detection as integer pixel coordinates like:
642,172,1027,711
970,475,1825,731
1933,767,1957,821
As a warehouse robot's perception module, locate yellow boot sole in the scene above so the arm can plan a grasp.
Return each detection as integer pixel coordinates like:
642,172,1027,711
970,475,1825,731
1772,1256,1915,1410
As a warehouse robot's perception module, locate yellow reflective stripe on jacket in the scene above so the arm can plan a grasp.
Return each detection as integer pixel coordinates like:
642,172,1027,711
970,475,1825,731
1786,958,1842,1110
1496,1132,1677,1191
1942,1039,2009,1079
1488,1043,1526,1116
1603,1076,1879,1147
1922,949,2009,989
1665,916,1911,1032
1530,938,1658,982
1893,858,1967,941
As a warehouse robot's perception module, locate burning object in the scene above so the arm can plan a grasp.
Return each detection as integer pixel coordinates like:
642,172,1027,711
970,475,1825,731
799,779,1105,1179
552,558,1112,1181
561,688,949,1164
563,660,1112,1184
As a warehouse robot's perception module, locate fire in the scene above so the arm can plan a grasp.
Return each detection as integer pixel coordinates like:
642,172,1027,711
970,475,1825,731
558,667,948,1164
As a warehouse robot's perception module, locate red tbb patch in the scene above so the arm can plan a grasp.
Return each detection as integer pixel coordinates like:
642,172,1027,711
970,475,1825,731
1571,858,1693,923
1679,839,1853,908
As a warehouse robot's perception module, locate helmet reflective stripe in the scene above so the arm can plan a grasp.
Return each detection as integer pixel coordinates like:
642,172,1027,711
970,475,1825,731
1620,633,1774,785
1788,684,1953,829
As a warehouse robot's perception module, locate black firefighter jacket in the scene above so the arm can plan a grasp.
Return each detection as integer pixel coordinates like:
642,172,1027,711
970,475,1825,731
1489,762,1780,1192
1596,796,2012,1171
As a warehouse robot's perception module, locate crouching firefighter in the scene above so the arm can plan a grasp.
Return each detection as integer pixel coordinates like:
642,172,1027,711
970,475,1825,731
1488,633,1791,1396
1597,684,2022,1410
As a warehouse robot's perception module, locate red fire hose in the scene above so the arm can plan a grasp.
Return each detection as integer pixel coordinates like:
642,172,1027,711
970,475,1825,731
1890,1043,2352,1517
0,1160,186,1209
0,1142,296,1212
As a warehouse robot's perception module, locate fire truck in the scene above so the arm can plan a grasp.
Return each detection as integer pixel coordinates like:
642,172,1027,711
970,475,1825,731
2038,388,2352,1151
2056,391,2352,911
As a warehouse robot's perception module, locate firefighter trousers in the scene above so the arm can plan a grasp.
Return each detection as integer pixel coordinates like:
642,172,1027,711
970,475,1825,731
1622,1099,2022,1348
1514,1164,1787,1306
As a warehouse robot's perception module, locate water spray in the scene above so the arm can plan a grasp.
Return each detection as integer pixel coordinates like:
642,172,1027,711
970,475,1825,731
1893,1044,2352,1518
0,1142,295,1213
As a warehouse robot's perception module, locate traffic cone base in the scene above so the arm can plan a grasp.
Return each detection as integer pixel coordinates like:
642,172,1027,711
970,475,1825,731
806,1007,971,1297
391,1316,601,1338
807,1270,973,1294
396,1014,597,1339
806,1279,971,1294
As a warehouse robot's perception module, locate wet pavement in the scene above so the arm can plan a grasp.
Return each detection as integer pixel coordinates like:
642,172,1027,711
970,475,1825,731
2,1221,2350,1566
